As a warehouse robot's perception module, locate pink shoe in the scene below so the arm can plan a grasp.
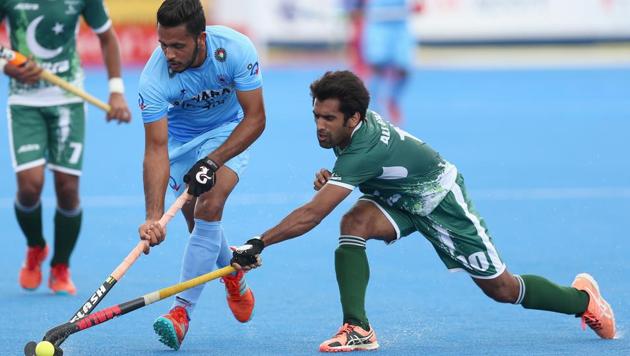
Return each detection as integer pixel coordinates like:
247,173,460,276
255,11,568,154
319,323,379,352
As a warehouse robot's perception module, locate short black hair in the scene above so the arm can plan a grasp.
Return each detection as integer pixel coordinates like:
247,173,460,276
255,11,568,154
310,70,370,122
157,0,206,36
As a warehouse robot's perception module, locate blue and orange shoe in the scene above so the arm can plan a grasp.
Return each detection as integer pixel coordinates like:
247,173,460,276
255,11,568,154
49,263,77,295
19,245,48,290
319,323,379,352
221,270,255,322
153,306,190,350
572,273,616,339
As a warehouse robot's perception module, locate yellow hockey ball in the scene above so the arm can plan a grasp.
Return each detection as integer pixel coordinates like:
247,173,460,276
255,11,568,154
35,341,55,356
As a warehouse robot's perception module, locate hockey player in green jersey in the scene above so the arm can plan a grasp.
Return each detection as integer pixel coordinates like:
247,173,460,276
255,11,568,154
1,0,131,295
230,70,616,352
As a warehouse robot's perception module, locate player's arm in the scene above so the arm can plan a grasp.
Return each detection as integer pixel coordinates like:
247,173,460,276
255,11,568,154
231,183,352,270
138,117,169,253
96,27,131,123
207,87,265,166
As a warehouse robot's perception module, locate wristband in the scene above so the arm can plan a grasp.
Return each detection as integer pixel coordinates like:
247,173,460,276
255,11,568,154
205,157,220,172
108,77,125,94
0,58,7,73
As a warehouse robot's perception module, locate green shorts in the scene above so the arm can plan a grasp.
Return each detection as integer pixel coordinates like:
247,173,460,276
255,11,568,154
8,103,86,175
360,173,505,279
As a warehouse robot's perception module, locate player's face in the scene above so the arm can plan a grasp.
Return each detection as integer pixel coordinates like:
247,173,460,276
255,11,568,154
158,24,205,73
313,98,360,149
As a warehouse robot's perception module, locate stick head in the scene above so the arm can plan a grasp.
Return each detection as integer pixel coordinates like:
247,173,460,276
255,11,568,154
0,46,28,66
23,341,36,356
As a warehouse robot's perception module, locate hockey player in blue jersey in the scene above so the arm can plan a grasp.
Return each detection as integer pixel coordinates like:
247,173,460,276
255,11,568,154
137,0,266,350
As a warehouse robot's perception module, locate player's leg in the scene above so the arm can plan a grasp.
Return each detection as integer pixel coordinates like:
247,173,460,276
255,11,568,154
425,173,615,338
362,22,389,116
320,196,413,352
386,23,413,125
10,105,49,290
155,125,253,350
45,103,85,295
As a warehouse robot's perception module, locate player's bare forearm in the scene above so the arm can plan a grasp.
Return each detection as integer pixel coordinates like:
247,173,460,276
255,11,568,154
260,184,352,247
143,120,170,220
207,88,265,166
97,28,122,78
143,147,169,220
260,204,327,246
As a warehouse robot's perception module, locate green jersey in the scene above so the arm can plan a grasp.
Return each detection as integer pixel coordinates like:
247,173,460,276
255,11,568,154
0,0,111,106
329,111,457,216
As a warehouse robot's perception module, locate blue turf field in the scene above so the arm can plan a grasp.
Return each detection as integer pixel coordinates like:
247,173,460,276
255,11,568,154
1,63,629,355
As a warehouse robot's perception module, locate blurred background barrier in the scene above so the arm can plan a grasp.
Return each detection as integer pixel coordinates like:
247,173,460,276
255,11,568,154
1,0,629,66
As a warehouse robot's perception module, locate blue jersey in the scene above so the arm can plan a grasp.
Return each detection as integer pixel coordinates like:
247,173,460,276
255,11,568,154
365,0,410,23
138,26,262,142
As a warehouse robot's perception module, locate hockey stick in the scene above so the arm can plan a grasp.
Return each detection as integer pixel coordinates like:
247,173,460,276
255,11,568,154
68,192,191,322
0,45,111,112
24,266,236,356
48,192,190,349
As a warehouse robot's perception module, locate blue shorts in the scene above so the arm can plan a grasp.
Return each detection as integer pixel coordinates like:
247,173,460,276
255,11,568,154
167,121,249,196
362,21,413,70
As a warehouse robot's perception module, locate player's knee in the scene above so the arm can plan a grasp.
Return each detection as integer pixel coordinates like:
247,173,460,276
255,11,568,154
194,198,225,220
340,211,371,237
17,182,44,206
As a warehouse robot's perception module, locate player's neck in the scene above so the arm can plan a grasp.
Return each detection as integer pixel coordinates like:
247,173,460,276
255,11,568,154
190,41,207,68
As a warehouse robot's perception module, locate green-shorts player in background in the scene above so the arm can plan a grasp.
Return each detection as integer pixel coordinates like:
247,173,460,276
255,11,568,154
1,0,131,295
231,70,616,352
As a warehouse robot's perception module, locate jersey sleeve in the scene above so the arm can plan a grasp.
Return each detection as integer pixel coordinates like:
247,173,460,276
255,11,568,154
226,34,263,91
83,0,112,34
329,153,382,190
138,66,169,124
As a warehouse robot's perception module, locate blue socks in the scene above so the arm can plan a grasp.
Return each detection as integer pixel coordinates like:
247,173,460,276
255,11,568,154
172,219,232,315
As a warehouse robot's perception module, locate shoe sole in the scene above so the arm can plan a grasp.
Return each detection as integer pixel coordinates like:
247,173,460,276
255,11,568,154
154,317,181,350
319,342,380,352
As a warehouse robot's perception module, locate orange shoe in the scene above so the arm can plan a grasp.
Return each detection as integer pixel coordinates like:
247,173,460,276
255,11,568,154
153,306,190,350
319,323,379,352
49,264,77,295
221,270,255,322
19,245,48,290
572,273,616,339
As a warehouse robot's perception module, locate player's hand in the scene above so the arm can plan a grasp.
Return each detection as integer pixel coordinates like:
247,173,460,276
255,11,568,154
183,158,218,197
231,237,264,271
314,168,331,191
4,59,42,85
138,220,166,254
107,93,131,123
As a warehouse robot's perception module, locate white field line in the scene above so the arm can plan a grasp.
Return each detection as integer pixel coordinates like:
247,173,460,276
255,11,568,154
1,187,630,209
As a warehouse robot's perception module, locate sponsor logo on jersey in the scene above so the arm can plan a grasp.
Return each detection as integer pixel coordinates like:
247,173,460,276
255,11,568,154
17,144,40,154
176,87,232,110
14,3,39,11
247,62,259,76
138,93,148,111
64,0,79,15
169,176,181,191
214,48,227,62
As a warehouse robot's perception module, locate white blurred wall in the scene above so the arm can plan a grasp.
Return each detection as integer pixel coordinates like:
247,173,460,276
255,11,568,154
210,0,630,44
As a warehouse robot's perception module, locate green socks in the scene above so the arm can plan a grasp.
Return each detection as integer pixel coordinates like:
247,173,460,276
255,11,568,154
15,201,46,248
520,274,589,315
51,207,82,266
335,237,370,330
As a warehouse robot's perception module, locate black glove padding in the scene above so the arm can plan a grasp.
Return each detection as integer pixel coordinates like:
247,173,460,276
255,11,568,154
231,237,265,267
183,158,218,197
